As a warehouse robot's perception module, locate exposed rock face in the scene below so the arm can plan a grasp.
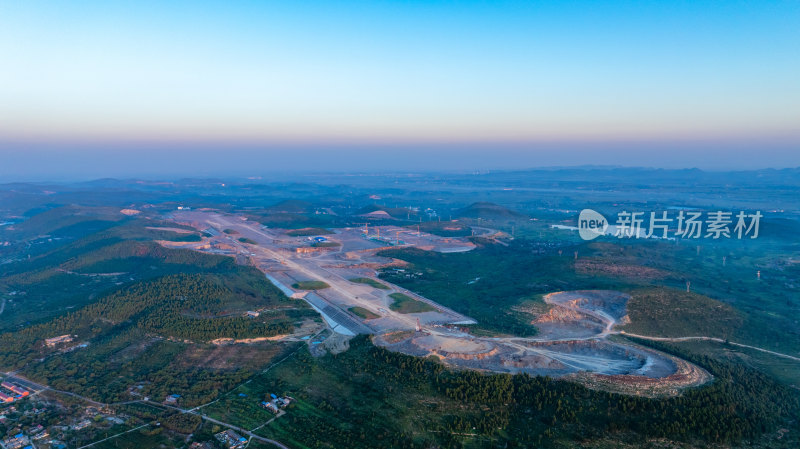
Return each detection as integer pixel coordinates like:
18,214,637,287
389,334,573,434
436,347,499,360
534,306,587,323
573,354,712,398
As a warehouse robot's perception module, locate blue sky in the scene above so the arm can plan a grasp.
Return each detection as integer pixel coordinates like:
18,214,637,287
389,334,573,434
1,1,798,177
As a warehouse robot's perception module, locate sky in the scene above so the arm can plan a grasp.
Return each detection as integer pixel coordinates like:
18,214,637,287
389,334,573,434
1,0,799,179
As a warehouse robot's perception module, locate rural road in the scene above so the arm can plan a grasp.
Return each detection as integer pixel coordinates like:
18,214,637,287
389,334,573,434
197,412,289,449
619,332,800,362
151,401,289,449
75,423,150,449
1,371,109,408
0,370,291,449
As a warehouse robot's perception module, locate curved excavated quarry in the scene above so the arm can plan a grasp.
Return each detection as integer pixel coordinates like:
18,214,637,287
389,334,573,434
375,290,711,397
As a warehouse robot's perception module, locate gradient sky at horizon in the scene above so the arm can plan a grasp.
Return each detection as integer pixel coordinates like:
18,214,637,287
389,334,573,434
1,0,799,178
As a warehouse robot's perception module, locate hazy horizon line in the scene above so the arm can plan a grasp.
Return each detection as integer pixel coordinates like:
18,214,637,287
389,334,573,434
2,163,800,186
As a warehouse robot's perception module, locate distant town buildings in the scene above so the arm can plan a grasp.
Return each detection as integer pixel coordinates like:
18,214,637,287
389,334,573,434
0,432,31,449
72,419,93,430
214,430,247,449
0,381,30,403
260,394,293,414
0,387,137,449
190,442,215,449
30,424,49,441
262,401,279,413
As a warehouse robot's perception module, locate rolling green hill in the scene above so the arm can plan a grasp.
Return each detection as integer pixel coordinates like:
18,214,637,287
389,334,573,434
622,287,744,338
455,202,527,220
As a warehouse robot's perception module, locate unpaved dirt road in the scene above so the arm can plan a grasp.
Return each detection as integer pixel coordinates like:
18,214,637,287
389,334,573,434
619,332,800,362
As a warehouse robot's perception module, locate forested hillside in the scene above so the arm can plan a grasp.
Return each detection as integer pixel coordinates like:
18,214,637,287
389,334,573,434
247,336,800,448
0,212,315,407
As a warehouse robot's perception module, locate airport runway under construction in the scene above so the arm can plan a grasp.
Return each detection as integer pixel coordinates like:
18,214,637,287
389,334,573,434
164,210,711,397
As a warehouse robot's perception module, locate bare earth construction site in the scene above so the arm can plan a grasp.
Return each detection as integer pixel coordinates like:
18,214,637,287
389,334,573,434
164,210,710,397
